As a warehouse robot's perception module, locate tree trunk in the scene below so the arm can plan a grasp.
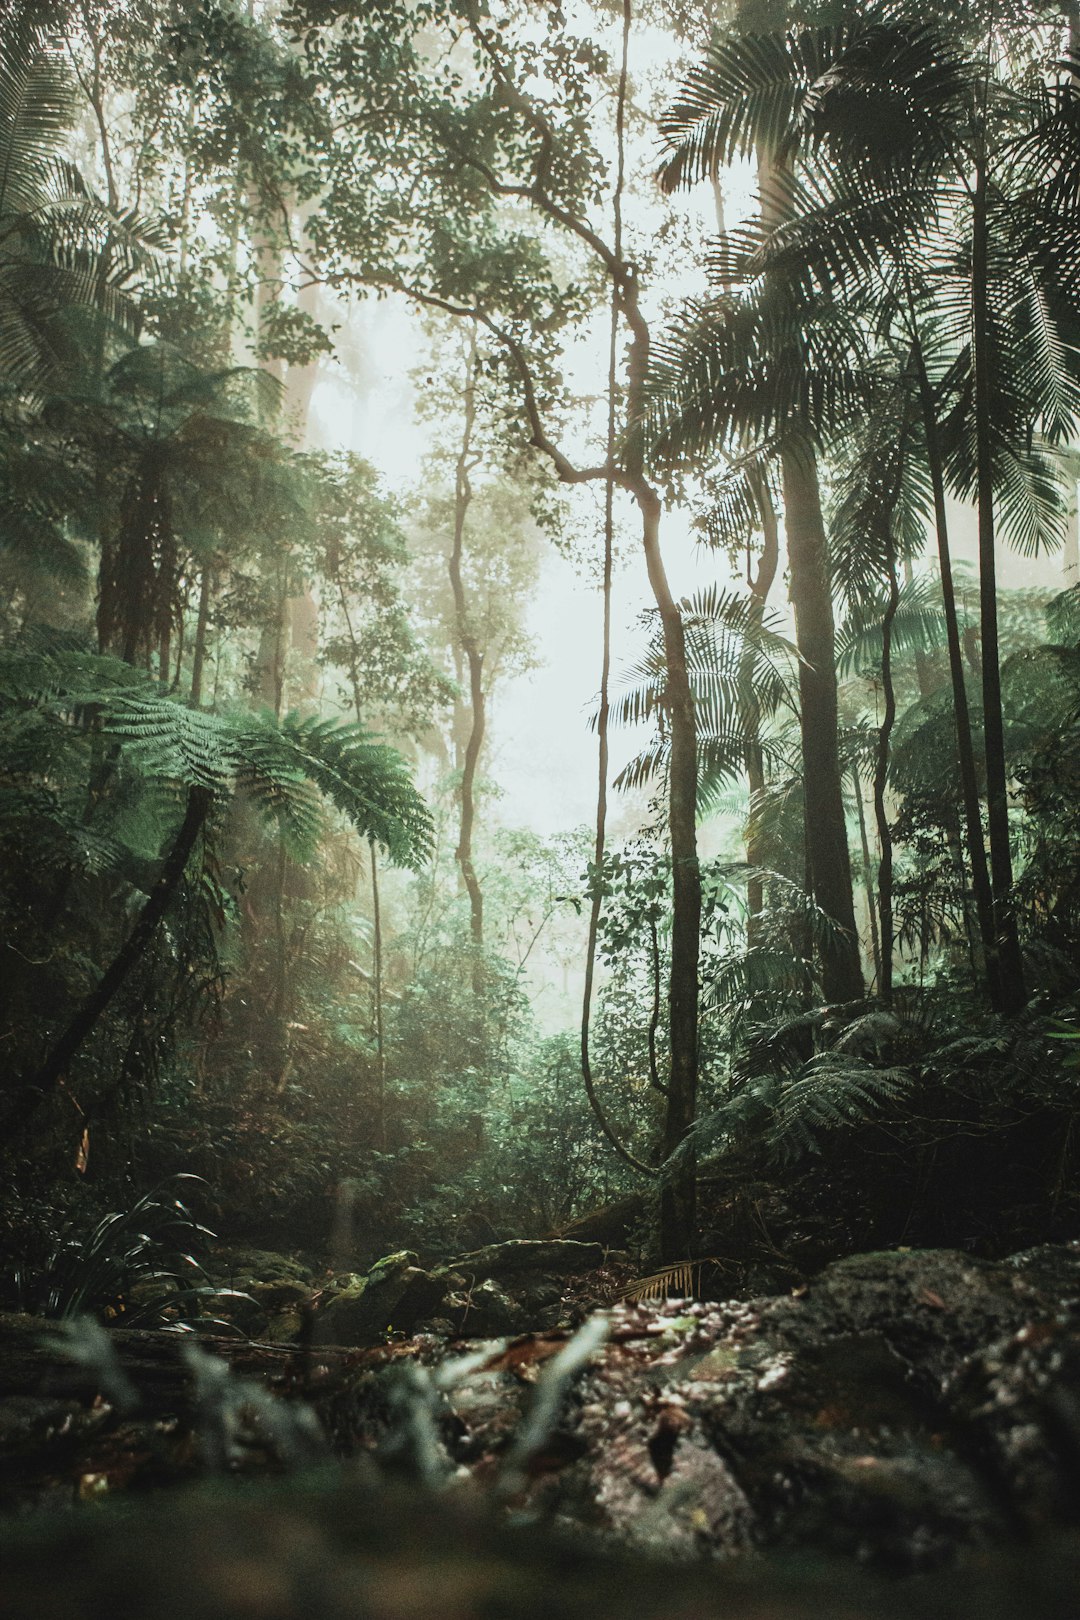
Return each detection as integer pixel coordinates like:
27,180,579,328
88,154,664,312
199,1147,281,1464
447,329,485,991
874,530,900,1002
1,786,212,1145
621,264,701,1259
370,837,386,1150
758,143,860,1004
639,484,700,1260
781,444,864,1004
743,478,779,943
909,316,1001,1007
190,565,213,706
579,262,659,1187
853,769,882,989
271,834,291,1094
971,159,1026,1013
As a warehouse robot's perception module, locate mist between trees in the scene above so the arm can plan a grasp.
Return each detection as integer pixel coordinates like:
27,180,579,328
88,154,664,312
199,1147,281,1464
4,0,1080,1282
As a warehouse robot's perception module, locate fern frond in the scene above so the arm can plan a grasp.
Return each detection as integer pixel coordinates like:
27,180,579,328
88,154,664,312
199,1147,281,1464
771,1052,915,1163
0,650,433,869
617,1258,727,1304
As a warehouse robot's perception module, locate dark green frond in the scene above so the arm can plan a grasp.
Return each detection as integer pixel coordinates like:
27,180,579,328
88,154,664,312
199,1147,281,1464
770,1052,915,1162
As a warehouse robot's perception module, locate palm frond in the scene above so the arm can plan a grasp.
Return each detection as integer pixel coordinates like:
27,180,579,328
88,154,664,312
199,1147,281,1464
836,575,945,681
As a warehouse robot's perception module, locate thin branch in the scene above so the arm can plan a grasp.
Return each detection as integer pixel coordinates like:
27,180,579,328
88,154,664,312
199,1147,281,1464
389,282,617,486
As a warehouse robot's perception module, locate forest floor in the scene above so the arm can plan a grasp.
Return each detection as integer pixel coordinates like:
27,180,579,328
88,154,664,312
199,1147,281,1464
4,1242,1080,1615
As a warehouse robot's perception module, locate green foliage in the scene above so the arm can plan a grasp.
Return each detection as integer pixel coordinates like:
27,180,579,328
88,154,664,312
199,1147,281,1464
10,1175,229,1326
0,645,433,863
0,23,150,396
610,586,798,809
768,1051,915,1163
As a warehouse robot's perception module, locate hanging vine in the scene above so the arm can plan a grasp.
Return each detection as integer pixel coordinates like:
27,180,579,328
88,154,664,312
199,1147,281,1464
579,0,657,1178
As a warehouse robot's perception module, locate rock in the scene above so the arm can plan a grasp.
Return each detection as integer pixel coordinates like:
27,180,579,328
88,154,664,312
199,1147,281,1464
203,1247,314,1287
318,1254,447,1345
265,1310,305,1344
516,1278,563,1313
444,1240,606,1280
317,1279,368,1344
521,1245,1080,1572
451,1279,526,1338
553,1195,647,1249
249,1278,311,1314
11,1244,1080,1590
368,1250,421,1281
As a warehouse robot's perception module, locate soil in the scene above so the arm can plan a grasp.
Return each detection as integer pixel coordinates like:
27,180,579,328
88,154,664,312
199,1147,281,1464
4,1242,1080,1616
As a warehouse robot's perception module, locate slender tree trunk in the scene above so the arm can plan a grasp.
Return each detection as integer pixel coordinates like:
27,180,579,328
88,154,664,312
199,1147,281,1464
743,480,779,943
190,565,213,706
1,786,212,1145
370,838,386,1149
284,254,322,706
271,835,290,1094
908,309,1001,1006
256,564,288,716
285,270,322,444
781,444,864,1003
248,200,284,390
972,159,1026,1013
646,916,667,1096
579,228,658,1187
335,587,388,1147
874,531,900,1002
622,195,701,1260
447,328,485,991
853,768,882,988
637,479,700,1259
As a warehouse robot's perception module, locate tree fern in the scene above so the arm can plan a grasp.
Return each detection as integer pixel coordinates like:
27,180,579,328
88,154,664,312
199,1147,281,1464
0,649,433,868
770,1051,915,1163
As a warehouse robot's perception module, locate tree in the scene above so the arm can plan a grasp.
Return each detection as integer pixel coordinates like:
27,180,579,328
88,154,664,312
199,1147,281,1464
651,4,1080,1010
280,0,704,1255
0,19,148,400
0,645,432,1148
654,21,872,1004
45,341,292,673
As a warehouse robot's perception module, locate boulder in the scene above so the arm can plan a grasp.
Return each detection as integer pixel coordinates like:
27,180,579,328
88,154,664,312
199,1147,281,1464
318,1253,447,1345
453,1279,526,1338
202,1247,314,1287
444,1240,606,1280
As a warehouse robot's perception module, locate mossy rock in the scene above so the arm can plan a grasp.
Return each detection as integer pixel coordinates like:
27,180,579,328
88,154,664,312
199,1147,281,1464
204,1247,314,1287
318,1255,446,1345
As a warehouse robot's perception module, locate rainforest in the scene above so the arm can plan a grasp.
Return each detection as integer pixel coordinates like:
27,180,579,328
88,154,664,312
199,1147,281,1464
4,1,1080,1615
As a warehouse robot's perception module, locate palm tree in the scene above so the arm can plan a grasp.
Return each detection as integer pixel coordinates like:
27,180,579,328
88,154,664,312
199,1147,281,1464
648,231,871,1006
653,5,1080,1011
654,24,893,1006
0,19,148,398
